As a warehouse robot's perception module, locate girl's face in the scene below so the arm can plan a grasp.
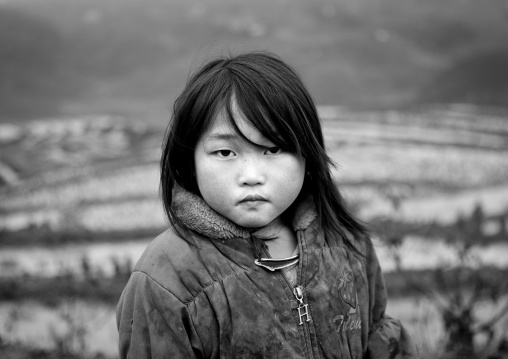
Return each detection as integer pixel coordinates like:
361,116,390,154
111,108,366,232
194,100,306,230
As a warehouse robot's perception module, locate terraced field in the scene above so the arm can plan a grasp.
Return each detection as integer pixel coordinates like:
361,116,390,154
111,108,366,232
0,106,507,357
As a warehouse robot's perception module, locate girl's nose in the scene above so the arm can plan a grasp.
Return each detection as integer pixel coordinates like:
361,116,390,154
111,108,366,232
238,158,266,186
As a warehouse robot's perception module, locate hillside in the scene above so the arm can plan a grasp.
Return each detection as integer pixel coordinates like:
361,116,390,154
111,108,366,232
1,106,507,358
1,105,507,247
1,0,508,122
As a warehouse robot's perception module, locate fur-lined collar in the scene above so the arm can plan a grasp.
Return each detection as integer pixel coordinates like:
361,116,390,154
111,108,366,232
171,185,318,240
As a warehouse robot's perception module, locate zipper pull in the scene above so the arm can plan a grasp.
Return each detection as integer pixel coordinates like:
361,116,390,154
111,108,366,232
293,286,311,325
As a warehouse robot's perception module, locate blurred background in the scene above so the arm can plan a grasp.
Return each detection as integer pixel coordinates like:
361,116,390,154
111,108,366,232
0,0,507,358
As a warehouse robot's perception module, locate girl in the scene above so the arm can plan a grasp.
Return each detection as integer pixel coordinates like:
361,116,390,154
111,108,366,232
117,52,417,358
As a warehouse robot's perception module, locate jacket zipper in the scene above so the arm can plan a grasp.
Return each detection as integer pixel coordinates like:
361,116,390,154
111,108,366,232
256,234,317,358
293,286,311,325
292,232,318,359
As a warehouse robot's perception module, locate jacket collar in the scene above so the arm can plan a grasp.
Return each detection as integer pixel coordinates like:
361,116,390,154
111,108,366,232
172,185,318,241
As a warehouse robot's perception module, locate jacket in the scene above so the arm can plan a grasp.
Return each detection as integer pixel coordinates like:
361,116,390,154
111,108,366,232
117,187,418,358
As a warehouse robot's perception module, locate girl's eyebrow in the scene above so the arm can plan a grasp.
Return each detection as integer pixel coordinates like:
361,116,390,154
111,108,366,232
208,132,238,140
206,131,276,147
206,133,239,142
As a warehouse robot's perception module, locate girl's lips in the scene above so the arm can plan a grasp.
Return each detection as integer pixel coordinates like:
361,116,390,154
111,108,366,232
239,195,268,203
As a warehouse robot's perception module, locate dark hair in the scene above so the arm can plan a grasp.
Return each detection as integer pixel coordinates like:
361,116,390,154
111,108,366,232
161,51,367,251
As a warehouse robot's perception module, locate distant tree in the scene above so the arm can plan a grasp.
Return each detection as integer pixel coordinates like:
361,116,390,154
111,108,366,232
379,194,508,358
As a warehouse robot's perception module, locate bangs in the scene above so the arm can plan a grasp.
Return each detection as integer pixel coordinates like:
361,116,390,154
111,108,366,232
220,79,306,156
184,53,321,160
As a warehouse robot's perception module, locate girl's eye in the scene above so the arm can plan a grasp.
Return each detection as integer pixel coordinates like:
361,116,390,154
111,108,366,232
216,149,235,157
265,146,281,155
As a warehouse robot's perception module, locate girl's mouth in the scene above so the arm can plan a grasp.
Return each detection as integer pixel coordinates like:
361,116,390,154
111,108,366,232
239,195,268,203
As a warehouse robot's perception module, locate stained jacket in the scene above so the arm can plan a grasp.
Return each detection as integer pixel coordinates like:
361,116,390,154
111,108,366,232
117,188,418,358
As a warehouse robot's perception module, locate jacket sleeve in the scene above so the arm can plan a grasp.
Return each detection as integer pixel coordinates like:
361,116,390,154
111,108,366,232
117,271,203,359
364,242,419,359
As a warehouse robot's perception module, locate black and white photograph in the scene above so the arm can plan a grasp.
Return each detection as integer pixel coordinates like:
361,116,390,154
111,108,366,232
0,1,507,358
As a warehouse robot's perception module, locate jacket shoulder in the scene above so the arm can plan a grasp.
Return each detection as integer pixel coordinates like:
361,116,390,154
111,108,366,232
132,228,215,303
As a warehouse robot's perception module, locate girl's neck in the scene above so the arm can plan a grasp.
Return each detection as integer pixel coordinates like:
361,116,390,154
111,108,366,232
249,218,297,259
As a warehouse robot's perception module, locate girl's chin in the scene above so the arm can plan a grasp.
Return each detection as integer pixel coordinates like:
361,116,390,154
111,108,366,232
239,221,270,231
234,218,274,231
236,217,285,234
225,211,284,232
